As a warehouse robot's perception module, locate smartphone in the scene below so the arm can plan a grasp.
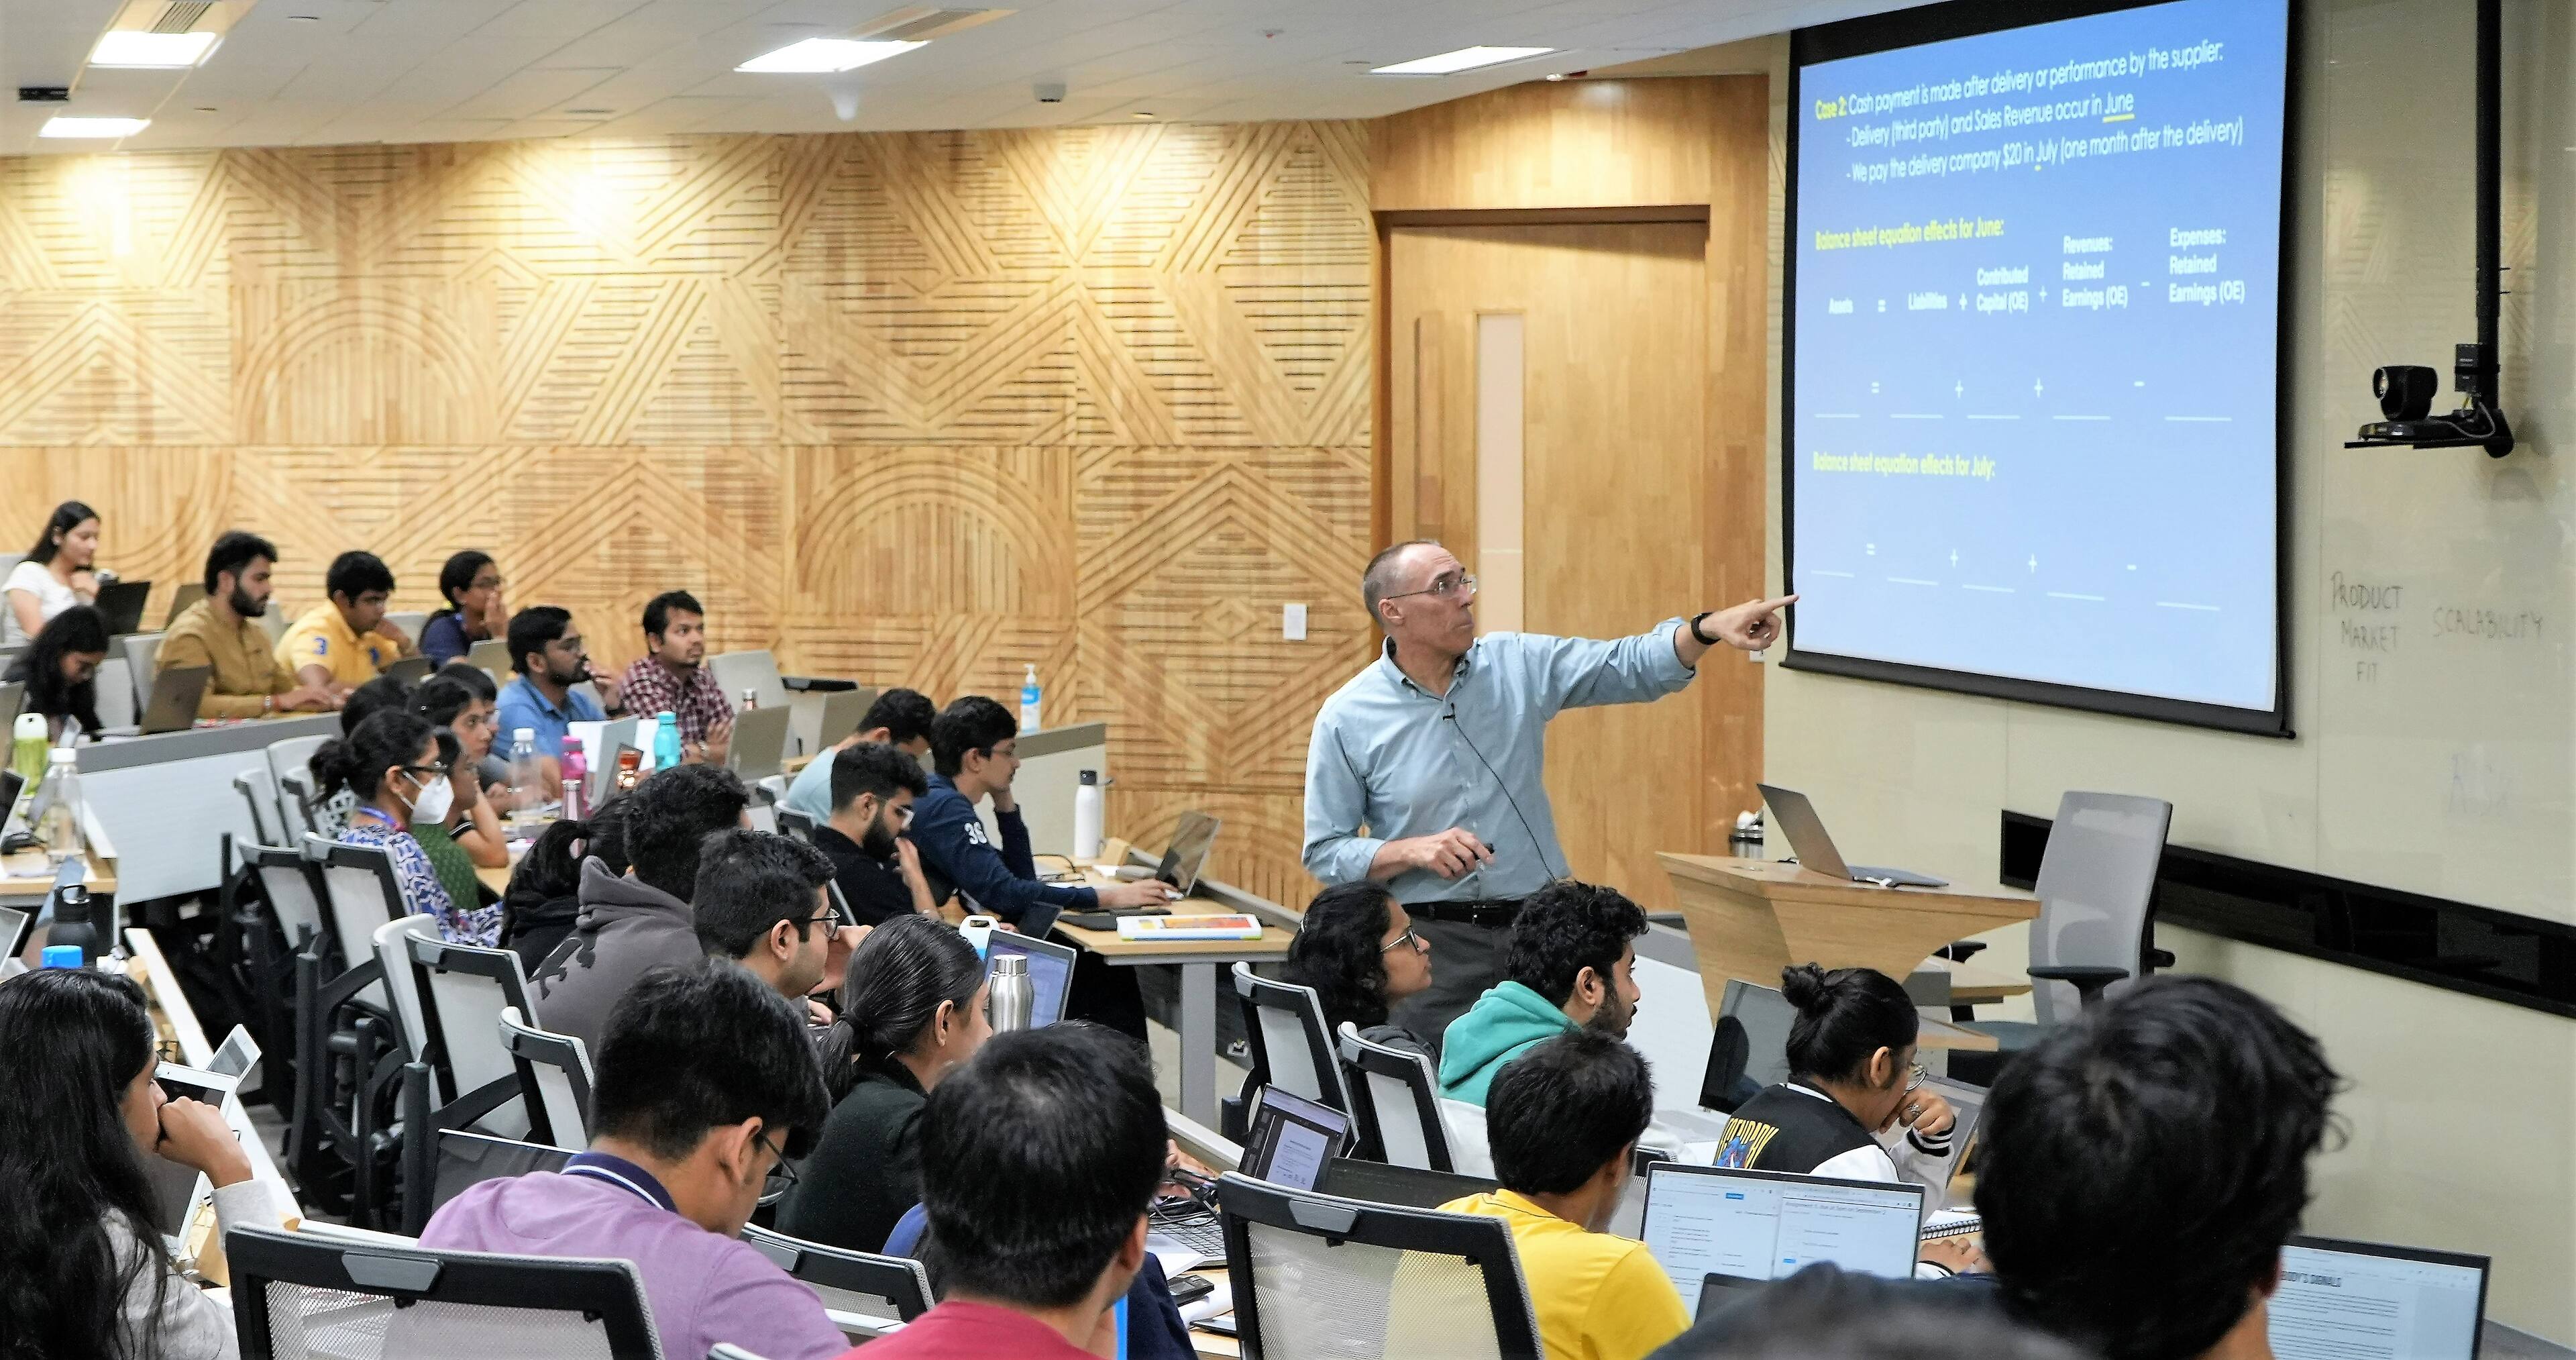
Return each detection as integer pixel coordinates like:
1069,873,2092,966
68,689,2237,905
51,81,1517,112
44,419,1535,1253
1167,1273,1216,1306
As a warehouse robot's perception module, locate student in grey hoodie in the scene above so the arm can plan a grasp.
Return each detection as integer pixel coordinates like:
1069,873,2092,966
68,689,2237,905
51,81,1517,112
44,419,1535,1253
531,762,751,1057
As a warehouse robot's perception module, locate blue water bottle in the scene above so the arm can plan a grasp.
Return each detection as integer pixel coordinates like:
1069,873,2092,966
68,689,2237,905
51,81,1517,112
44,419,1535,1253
653,711,682,769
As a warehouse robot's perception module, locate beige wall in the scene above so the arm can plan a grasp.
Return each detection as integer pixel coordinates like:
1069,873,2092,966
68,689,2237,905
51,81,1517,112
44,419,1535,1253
1756,2,2576,1340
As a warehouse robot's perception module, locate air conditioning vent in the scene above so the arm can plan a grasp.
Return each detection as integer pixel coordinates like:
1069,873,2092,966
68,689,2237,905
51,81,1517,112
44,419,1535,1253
852,7,1012,42
151,1,215,33
107,0,250,38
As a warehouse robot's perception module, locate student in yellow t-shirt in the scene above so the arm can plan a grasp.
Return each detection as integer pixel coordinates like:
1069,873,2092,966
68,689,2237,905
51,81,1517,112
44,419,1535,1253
1442,1029,1688,1360
276,550,417,696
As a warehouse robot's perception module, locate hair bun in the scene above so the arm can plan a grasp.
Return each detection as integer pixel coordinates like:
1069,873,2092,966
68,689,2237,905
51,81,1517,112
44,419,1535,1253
1779,962,1831,1011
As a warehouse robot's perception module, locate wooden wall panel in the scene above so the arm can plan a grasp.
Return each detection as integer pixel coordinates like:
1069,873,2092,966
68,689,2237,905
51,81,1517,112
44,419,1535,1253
0,123,1378,904
1373,80,1725,213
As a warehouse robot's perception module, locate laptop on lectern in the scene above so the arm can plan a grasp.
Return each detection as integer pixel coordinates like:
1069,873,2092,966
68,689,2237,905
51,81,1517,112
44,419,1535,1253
1757,784,1948,888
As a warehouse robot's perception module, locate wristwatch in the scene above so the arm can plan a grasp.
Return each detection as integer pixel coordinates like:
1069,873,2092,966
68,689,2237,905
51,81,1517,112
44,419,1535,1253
1689,611,1720,646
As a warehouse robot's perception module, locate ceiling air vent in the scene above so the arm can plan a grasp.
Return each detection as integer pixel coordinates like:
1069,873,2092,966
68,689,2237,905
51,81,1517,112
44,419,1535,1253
150,1,216,32
107,0,250,39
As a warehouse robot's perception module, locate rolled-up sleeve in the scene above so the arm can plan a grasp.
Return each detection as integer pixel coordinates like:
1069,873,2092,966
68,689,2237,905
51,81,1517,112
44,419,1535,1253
1529,619,1696,715
1302,711,1383,884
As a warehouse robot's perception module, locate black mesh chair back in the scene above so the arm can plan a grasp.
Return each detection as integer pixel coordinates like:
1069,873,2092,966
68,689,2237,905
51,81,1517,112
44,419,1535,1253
227,1224,662,1359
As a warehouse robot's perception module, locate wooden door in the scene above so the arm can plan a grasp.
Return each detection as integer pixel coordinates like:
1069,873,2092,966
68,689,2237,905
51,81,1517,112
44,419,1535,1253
1386,221,1749,910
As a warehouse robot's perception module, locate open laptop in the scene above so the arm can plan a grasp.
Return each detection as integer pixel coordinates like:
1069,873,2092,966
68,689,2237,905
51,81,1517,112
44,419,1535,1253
465,637,512,680
0,903,32,978
163,582,207,629
95,579,152,637
99,664,208,737
1114,810,1222,892
1640,1163,1927,1314
1757,784,1948,888
1698,1273,1770,1318
382,655,433,685
726,703,794,780
1699,978,1799,1115
2271,1237,2489,1359
0,680,27,733
1150,1085,1351,1261
985,930,1075,1028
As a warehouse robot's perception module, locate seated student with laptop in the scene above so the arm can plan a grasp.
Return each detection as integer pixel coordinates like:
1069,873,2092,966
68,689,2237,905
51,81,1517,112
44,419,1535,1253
843,1023,1171,1359
1709,964,1972,1275
813,740,942,925
275,550,419,699
1974,976,2345,1360
160,530,338,718
782,686,937,823
777,914,991,1255
691,828,864,1020
908,695,1169,1036
1441,1030,1690,1360
1440,880,1648,1105
422,963,848,1360
1,605,107,741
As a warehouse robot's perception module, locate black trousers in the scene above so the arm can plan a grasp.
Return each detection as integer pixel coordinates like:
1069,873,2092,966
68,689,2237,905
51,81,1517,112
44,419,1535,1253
1384,917,1507,1052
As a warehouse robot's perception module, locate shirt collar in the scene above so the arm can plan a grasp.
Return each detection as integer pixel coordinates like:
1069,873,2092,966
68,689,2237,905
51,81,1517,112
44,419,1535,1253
1374,636,1477,698
511,676,572,721
562,1151,677,1212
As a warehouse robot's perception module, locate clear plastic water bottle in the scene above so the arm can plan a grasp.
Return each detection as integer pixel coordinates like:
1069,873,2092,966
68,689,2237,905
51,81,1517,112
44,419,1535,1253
559,737,588,821
506,727,541,837
40,749,83,865
653,711,682,770
1018,664,1042,733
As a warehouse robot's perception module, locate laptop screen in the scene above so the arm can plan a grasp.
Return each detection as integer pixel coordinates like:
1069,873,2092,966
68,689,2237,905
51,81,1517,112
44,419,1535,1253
986,933,1074,1027
2271,1237,2487,1360
207,1025,260,1082
1640,1164,1925,1314
1154,813,1222,894
1702,980,1797,1112
1239,1086,1349,1191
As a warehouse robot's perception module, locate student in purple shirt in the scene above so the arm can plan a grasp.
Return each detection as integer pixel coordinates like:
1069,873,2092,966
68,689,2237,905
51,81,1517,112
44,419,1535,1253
421,963,845,1360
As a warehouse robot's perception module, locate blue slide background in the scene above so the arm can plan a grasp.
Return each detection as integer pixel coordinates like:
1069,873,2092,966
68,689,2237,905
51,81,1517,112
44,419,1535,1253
1790,0,2288,713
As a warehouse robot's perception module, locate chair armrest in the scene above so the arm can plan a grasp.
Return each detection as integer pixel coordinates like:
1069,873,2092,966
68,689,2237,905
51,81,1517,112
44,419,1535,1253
1938,941,1989,963
781,676,858,692
2144,947,2177,972
2028,965,2133,1013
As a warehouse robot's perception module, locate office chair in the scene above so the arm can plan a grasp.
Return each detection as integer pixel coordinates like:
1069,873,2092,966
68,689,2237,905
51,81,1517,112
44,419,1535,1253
1217,1173,1542,1360
226,1225,661,1359
1336,1022,1453,1171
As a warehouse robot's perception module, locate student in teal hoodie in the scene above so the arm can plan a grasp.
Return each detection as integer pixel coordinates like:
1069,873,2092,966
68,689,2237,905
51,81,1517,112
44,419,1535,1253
1438,880,1648,1105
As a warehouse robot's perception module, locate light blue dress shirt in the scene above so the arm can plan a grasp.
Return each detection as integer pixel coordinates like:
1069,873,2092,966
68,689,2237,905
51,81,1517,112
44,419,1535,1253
495,676,604,760
1302,622,1697,902
782,748,837,823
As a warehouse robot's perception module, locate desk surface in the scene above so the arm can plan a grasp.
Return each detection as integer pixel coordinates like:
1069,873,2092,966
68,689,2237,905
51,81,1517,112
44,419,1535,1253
1929,957,2032,1004
0,806,119,900
1050,872,1295,963
1661,853,2038,912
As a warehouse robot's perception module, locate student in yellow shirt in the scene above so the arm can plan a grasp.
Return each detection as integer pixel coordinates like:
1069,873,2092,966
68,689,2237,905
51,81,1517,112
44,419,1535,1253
1442,1030,1688,1360
276,551,417,696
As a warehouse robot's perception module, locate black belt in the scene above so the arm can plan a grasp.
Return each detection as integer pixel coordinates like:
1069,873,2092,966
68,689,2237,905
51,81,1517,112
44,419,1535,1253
1408,898,1524,929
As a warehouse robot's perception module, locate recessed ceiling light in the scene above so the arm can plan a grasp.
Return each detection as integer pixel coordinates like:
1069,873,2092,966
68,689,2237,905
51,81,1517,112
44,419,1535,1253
89,30,222,68
735,38,926,73
40,116,150,138
566,108,612,115
195,106,219,113
1132,111,1155,119
1544,72,1564,81
287,13,319,19
1371,46,1555,75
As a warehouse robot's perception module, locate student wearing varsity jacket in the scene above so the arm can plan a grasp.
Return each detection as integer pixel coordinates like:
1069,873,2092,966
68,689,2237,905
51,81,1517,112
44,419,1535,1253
1711,963,1980,1277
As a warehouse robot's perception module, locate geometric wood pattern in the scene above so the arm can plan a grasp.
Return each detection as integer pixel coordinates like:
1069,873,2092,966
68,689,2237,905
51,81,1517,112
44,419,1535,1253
0,122,1379,906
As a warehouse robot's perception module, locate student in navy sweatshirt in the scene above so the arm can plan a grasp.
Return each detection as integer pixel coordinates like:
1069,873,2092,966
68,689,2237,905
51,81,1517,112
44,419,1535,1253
906,696,1172,1037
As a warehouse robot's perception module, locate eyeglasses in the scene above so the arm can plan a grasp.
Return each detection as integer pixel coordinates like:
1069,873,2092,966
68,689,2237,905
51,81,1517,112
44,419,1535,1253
757,1131,799,1189
1380,927,1425,955
1382,572,1479,604
400,763,452,781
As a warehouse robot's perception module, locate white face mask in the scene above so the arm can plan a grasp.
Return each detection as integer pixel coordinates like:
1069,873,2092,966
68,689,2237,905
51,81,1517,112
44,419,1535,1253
407,770,455,827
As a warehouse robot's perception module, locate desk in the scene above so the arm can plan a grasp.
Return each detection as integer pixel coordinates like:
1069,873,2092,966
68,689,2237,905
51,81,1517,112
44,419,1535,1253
1659,855,2037,1019
1055,870,1293,1131
78,715,341,902
1936,958,2033,1006
0,806,118,906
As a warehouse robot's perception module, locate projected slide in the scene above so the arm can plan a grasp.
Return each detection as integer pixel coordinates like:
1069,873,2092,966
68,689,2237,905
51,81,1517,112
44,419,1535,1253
1787,0,2288,723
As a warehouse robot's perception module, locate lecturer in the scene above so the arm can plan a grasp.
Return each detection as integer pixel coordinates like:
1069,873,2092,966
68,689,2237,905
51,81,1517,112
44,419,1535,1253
1303,541,1792,1044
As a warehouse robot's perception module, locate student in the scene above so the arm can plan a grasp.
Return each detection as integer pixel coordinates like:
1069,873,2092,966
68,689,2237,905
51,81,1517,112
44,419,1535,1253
782,686,936,823
160,530,337,718
421,550,506,668
908,696,1168,1035
1443,1031,1687,1360
306,673,420,837
3,604,108,741
276,550,417,696
0,968,287,1360
422,964,846,1360
812,741,939,925
1440,880,1646,1106
778,914,990,1254
499,807,611,976
4,500,101,647
1649,1263,2089,1360
692,828,863,1016
494,605,613,761
317,710,501,946
1284,880,1438,1059
617,590,733,762
530,764,750,1056
1711,964,1960,1188
411,675,511,893
433,659,511,792
1976,977,2339,1360
845,1023,1167,1359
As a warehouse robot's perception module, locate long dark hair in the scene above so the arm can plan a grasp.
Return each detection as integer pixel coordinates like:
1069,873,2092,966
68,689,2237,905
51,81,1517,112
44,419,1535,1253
25,500,97,564
0,969,172,1360
1284,881,1401,1031
816,915,983,1104
311,710,437,803
14,604,107,725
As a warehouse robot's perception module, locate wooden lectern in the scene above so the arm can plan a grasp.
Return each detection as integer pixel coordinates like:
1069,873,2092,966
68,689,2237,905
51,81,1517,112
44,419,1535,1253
1658,853,2038,1021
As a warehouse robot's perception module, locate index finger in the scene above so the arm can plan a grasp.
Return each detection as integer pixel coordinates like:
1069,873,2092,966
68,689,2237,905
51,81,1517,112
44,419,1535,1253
1750,594,1798,613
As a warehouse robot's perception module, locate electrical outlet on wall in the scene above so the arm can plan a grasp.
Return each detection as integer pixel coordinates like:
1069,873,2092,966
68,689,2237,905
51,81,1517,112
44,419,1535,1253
1283,603,1307,640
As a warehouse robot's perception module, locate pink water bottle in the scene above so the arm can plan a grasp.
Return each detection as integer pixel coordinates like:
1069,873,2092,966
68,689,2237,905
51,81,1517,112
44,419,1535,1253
559,737,588,821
